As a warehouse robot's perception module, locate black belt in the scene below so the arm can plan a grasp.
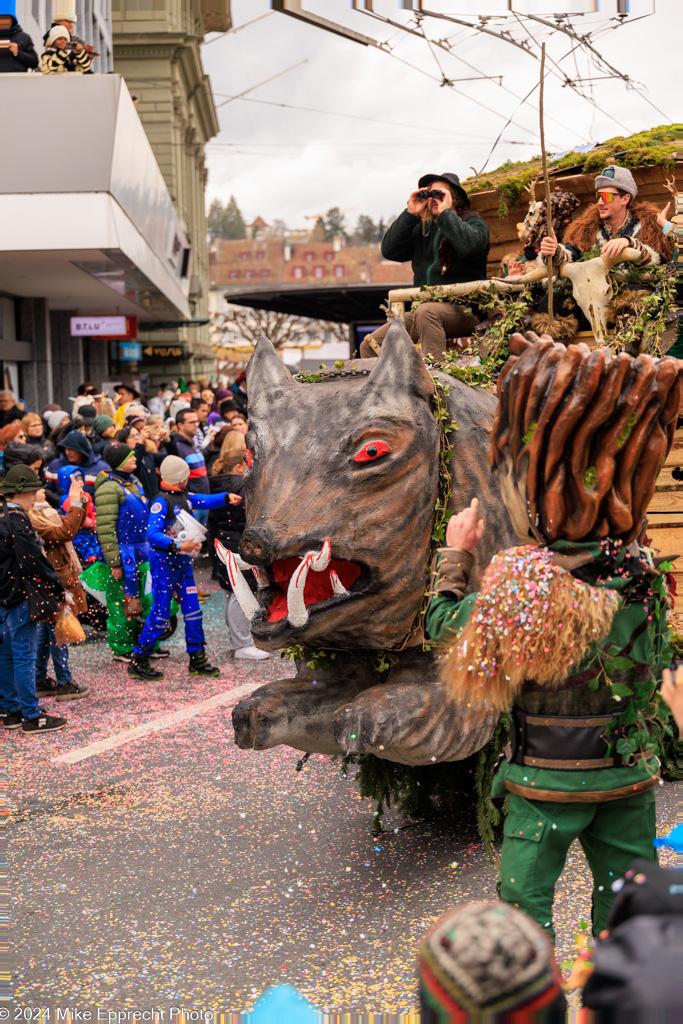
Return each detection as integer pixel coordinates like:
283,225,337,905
507,708,642,770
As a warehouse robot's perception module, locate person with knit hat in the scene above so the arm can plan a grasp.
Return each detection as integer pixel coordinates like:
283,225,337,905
93,442,166,665
418,901,566,1021
92,414,116,455
40,23,91,73
128,455,242,681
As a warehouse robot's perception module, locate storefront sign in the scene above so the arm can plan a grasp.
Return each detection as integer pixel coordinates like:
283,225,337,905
118,342,142,361
142,345,186,360
70,316,137,338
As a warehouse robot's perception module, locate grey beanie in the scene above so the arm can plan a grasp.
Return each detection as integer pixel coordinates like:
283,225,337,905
595,165,638,199
46,410,69,433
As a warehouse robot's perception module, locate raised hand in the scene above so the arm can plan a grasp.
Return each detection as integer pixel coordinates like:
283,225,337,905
446,497,485,552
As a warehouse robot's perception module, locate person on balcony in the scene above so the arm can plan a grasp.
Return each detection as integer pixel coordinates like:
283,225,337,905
360,172,489,362
0,14,38,73
40,25,92,75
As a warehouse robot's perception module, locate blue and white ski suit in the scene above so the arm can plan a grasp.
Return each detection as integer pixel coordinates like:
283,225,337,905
133,486,230,655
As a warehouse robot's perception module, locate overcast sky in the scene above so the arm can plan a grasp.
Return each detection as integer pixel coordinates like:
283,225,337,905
202,0,678,233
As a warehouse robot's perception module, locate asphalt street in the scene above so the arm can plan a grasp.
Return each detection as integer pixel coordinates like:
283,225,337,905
9,564,678,1017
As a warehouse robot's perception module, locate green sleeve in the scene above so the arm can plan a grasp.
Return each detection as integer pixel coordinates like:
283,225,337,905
436,209,489,261
426,590,477,645
381,210,420,263
95,480,123,568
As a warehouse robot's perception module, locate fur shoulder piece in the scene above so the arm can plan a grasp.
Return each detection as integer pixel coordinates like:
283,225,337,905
439,546,620,713
563,201,674,261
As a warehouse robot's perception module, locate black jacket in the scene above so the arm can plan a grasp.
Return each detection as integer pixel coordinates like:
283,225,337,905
381,207,489,285
0,406,23,429
0,17,38,73
0,501,64,609
132,442,165,501
208,473,250,593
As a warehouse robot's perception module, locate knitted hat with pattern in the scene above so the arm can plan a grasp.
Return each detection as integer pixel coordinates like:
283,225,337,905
418,902,564,1020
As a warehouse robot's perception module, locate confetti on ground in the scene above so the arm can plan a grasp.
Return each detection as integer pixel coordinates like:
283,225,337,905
8,563,679,1014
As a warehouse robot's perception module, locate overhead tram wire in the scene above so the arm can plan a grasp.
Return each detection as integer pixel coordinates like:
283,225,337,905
508,11,634,135
356,6,590,145
210,95,542,146
374,45,564,152
413,7,634,137
522,12,673,123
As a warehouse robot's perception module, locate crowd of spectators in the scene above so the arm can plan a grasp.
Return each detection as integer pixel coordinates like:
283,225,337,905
0,11,97,76
0,370,261,734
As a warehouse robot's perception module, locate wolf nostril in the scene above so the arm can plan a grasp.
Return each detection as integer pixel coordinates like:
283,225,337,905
240,528,273,565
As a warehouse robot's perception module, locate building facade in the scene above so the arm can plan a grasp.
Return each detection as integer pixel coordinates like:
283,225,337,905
112,0,229,386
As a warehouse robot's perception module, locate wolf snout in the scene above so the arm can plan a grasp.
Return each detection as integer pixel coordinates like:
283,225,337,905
240,527,274,564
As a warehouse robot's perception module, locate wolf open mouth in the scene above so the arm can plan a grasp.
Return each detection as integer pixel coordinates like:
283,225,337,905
215,538,369,636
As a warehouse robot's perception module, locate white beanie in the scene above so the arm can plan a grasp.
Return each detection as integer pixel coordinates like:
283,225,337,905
48,25,70,46
160,455,190,486
46,410,69,432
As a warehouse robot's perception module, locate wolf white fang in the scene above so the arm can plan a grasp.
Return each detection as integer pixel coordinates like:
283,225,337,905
286,539,333,629
215,540,259,622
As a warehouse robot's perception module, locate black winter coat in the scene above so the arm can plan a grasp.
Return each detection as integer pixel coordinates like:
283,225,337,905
0,501,64,609
0,17,38,72
208,473,251,593
132,442,165,500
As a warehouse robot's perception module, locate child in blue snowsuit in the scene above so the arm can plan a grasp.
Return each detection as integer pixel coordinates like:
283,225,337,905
128,455,242,680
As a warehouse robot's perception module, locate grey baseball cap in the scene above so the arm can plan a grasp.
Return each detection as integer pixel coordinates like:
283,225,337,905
595,165,638,199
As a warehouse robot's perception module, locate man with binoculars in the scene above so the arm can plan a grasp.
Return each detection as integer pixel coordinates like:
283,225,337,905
360,172,489,361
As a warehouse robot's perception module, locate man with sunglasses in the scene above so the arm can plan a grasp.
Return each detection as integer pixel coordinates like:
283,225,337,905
540,165,663,268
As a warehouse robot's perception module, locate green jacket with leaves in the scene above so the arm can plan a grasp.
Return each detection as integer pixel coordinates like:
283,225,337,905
426,539,672,801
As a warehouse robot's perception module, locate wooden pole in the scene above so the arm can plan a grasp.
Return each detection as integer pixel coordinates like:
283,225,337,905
539,43,554,324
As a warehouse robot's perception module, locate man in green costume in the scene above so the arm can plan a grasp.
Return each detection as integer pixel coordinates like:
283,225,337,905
426,332,681,940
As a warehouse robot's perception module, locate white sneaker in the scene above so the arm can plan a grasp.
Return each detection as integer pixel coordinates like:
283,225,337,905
234,645,270,661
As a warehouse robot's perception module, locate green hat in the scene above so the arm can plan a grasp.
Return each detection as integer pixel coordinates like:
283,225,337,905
93,414,114,435
0,465,43,495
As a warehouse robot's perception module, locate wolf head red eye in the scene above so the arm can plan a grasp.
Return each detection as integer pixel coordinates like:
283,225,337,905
244,450,253,468
353,441,392,463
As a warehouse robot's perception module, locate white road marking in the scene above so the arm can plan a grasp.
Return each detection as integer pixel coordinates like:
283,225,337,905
52,682,259,766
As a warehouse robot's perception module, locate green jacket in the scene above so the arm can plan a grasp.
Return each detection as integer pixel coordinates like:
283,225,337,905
381,208,489,286
426,540,671,801
94,470,147,569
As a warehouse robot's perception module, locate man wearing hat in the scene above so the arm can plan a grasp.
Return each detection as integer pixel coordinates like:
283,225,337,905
360,172,490,361
113,381,142,431
0,467,68,735
540,164,669,268
128,455,242,681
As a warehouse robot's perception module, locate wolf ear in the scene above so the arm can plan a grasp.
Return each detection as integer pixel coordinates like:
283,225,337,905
247,336,296,400
365,320,435,401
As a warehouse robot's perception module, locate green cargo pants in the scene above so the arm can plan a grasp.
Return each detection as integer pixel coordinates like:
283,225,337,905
499,789,657,941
